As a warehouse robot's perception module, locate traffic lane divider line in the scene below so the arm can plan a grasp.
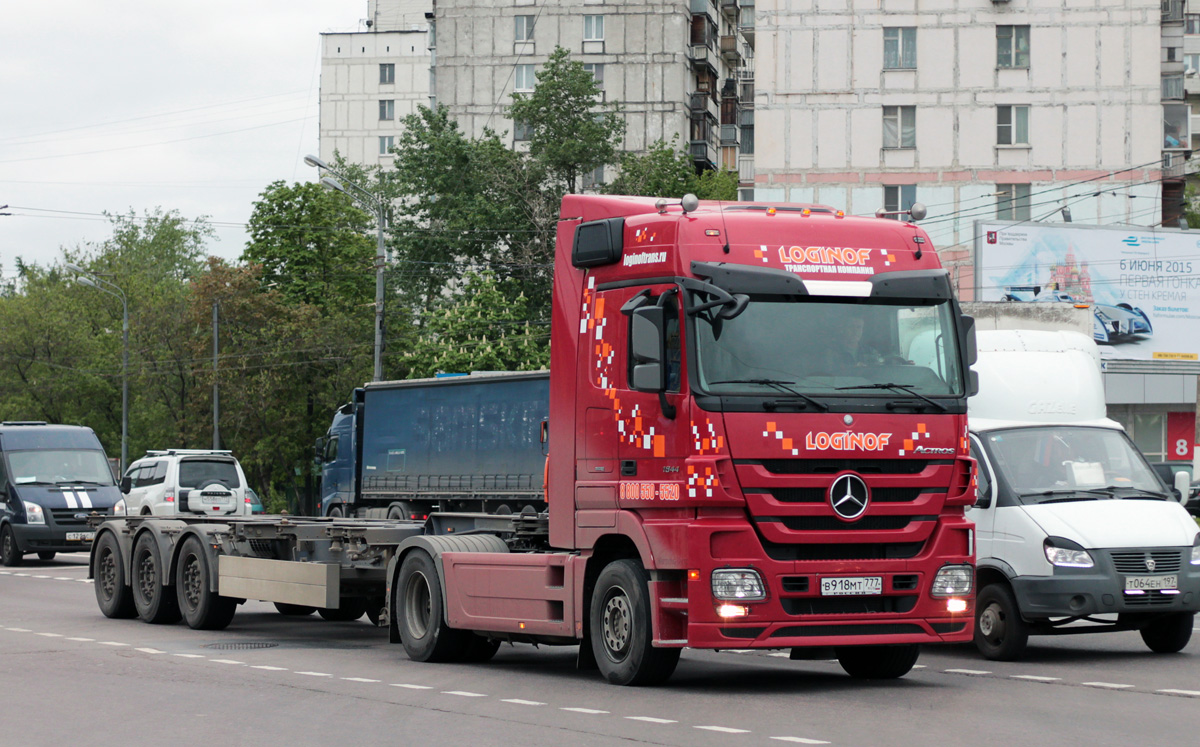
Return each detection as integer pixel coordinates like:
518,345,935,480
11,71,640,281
503,699,546,706
1157,689,1200,697
1082,682,1134,689
296,671,333,677
210,659,244,665
252,665,288,671
696,725,751,733
771,738,831,745
1010,675,1060,682
443,691,487,697
391,684,433,690
560,707,609,714
625,716,676,724
342,677,380,683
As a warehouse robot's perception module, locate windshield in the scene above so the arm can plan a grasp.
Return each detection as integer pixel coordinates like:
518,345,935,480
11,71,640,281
5,449,115,486
984,426,1166,503
178,459,241,489
694,296,963,396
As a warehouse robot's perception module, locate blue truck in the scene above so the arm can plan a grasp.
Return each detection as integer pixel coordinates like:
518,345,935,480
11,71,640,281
317,372,549,519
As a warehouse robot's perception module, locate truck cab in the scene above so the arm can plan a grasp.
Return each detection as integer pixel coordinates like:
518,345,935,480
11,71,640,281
0,421,121,565
967,330,1200,659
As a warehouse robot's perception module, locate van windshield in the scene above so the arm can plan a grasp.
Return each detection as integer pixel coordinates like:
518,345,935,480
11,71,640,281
178,459,241,489
5,449,115,486
984,426,1166,504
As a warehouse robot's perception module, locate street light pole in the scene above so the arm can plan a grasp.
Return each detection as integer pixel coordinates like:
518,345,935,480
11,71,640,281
213,299,220,450
66,264,128,473
304,155,387,381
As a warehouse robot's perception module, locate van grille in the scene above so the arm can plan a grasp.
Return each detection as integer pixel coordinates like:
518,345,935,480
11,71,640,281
1110,550,1183,574
49,509,92,528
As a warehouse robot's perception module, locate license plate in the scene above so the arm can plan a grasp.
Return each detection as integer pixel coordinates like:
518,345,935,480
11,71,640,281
1125,575,1177,591
820,576,883,596
65,532,94,542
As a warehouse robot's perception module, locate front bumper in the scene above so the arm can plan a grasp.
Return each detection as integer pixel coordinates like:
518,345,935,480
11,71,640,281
11,523,95,553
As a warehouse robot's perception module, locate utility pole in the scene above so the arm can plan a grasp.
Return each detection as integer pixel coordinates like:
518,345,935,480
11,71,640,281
213,300,220,450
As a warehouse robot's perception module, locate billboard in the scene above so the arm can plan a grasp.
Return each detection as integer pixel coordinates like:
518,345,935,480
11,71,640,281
975,221,1200,361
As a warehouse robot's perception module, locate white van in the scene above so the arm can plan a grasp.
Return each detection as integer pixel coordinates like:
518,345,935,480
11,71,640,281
967,330,1200,660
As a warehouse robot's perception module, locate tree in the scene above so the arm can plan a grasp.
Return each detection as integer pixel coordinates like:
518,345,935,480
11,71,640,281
605,137,740,201
508,46,624,193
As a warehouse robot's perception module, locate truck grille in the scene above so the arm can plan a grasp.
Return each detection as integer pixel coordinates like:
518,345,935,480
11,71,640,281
781,596,918,615
1110,550,1183,574
763,515,928,531
753,459,934,475
761,487,926,503
763,540,924,561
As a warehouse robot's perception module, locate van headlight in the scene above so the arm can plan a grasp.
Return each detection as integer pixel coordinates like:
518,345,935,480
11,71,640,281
711,568,767,601
112,499,127,517
930,564,973,597
22,501,45,525
1191,536,1199,566
1044,538,1094,568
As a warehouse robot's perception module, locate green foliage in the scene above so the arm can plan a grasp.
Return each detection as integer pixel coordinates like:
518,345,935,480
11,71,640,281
508,46,624,193
695,167,740,201
401,271,549,378
605,138,740,201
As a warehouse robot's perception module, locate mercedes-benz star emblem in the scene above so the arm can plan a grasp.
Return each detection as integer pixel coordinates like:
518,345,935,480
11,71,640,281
1146,556,1157,572
829,473,869,521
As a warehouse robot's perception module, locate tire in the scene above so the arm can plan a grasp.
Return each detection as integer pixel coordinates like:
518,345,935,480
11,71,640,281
175,536,236,630
589,559,681,686
974,583,1029,661
328,505,344,519
459,634,502,663
386,506,405,521
365,598,385,626
318,598,367,622
0,525,24,567
37,551,57,561
395,549,467,662
93,531,136,619
1139,612,1194,654
273,602,316,616
132,533,181,624
836,644,921,679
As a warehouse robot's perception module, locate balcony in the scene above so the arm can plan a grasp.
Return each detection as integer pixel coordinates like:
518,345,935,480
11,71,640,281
738,154,755,184
720,34,742,65
720,0,739,21
739,0,755,46
690,0,718,24
720,123,740,146
688,43,719,76
690,138,718,169
1163,0,1184,22
689,91,720,121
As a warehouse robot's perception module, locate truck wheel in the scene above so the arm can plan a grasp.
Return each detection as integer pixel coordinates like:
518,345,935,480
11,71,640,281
318,598,366,622
365,598,385,626
395,549,467,662
836,644,920,679
459,634,501,663
94,532,136,618
175,536,236,630
37,551,57,561
1139,612,1194,653
975,583,1028,661
273,602,316,616
589,559,680,686
328,505,344,519
0,525,24,567
132,533,181,624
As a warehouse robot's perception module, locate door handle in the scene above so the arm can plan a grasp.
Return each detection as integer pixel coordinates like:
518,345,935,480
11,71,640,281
621,460,637,477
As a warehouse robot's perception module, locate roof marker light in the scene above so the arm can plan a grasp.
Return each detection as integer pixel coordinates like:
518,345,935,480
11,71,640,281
766,207,777,216
801,208,811,217
835,210,845,218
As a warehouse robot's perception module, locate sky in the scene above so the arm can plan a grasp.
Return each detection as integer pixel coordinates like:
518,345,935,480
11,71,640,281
0,1,368,278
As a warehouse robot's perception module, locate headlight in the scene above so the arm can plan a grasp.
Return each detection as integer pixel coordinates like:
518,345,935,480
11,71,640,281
711,568,766,601
112,499,127,517
1191,536,1199,566
1044,538,1094,568
22,501,45,525
930,564,973,597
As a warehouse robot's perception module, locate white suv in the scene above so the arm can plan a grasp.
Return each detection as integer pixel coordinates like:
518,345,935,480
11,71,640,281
119,450,252,517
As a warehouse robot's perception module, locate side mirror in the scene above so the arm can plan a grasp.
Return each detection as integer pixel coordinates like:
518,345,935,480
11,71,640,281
630,306,667,392
1174,471,1190,504
119,476,131,494
973,483,991,509
962,315,977,366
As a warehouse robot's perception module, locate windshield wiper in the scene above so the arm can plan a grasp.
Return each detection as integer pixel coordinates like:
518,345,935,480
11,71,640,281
835,382,947,412
1023,486,1168,503
709,378,829,411
55,480,105,486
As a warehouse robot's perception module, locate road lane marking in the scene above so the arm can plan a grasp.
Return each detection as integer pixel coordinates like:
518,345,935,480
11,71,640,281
391,684,433,690
625,716,677,724
173,654,205,659
769,652,791,658
560,707,609,714
36,633,63,638
342,677,380,683
696,725,751,733
1011,675,1060,682
252,665,288,671
136,648,165,654
911,665,926,669
1082,682,1133,689
14,573,30,577
503,699,546,706
209,659,244,665
1158,689,1200,697
98,641,128,646
32,575,51,579
442,691,487,697
5,628,30,632
66,637,94,642
945,668,991,675
296,671,332,677
771,738,831,745
54,577,73,581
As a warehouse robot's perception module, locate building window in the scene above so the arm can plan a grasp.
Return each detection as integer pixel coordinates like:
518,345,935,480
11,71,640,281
996,184,1032,221
582,165,605,190
380,64,395,84
1163,74,1185,100
514,64,536,92
584,15,605,41
882,106,916,149
883,27,916,70
379,136,395,155
1164,103,1188,149
379,100,395,121
997,105,1030,145
514,15,535,42
514,120,533,142
997,25,1030,69
583,63,605,88
1186,53,1200,74
884,185,916,219
1187,14,1200,33
1166,45,1181,63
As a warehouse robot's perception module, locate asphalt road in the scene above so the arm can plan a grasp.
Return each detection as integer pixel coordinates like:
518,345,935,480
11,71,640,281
2,553,1198,747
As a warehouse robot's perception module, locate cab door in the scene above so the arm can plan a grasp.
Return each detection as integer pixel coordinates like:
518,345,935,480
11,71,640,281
966,436,996,563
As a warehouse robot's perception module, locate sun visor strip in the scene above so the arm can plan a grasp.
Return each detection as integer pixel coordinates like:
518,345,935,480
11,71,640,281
690,261,808,296
868,270,953,300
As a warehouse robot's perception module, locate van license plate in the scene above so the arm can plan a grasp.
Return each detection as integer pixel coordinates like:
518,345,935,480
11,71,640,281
66,532,94,542
821,576,883,596
1125,575,1177,592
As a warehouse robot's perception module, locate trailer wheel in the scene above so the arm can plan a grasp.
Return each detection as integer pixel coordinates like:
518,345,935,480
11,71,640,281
328,505,344,519
37,551,57,561
974,583,1028,661
835,644,921,679
273,602,316,616
318,598,366,622
395,549,466,662
132,533,181,624
94,531,135,618
0,525,23,567
589,559,680,686
1139,612,1194,653
175,536,236,630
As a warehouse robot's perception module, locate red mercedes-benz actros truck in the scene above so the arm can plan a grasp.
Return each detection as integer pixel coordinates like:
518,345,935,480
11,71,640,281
91,194,978,686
